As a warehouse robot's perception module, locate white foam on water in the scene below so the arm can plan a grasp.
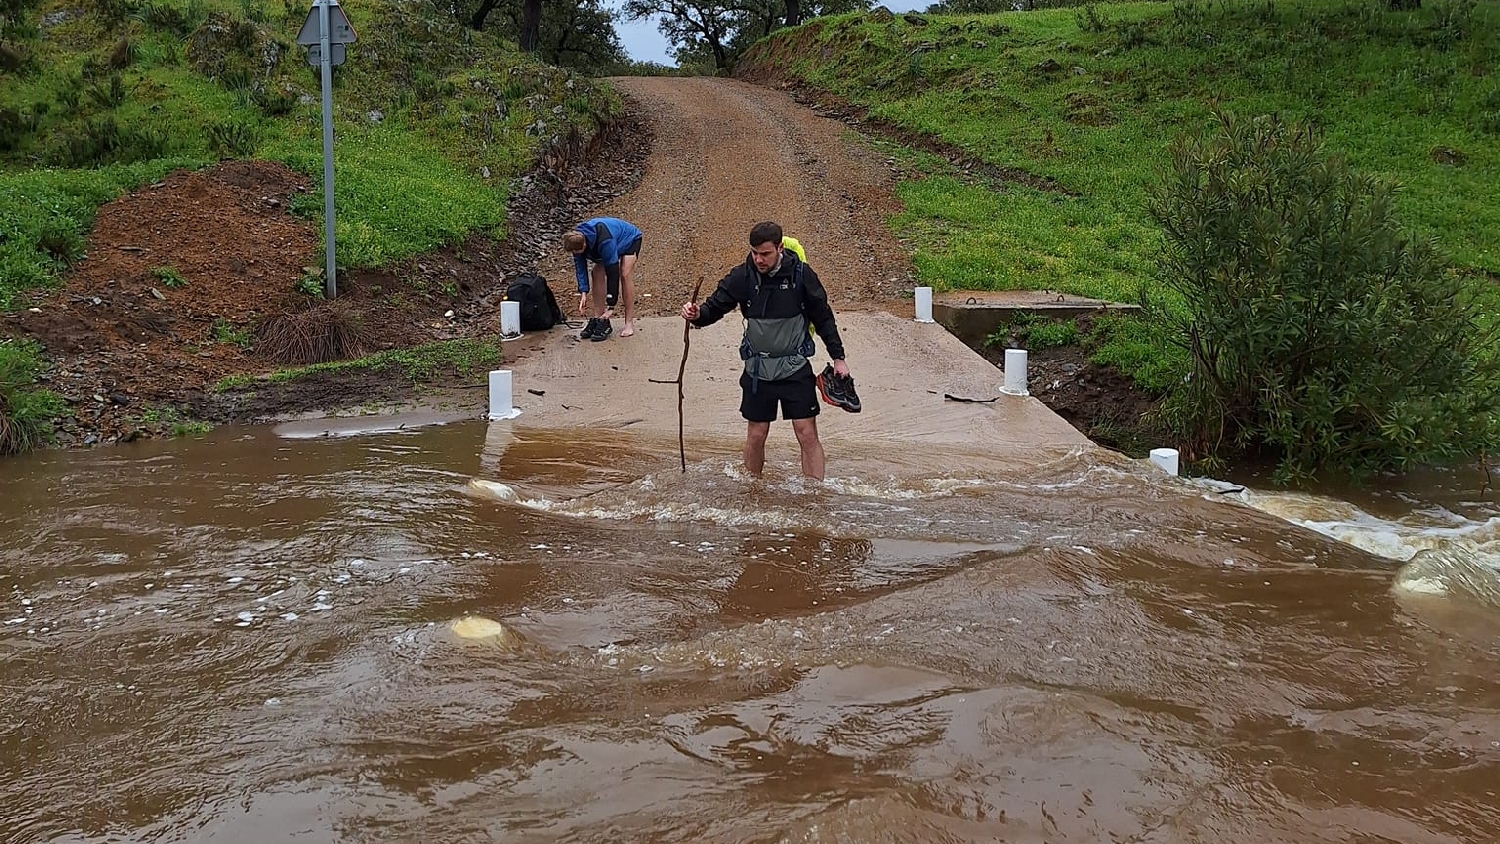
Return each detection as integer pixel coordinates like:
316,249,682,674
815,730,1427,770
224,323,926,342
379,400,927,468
1393,547,1500,609
1210,484,1500,569
35,551,460,634
1198,481,1500,609
1395,576,1448,596
543,499,810,532
821,475,990,500
467,463,1004,535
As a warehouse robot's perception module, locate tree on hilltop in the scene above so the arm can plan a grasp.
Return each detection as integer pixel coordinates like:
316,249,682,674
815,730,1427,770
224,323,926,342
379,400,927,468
457,0,626,72
626,0,868,72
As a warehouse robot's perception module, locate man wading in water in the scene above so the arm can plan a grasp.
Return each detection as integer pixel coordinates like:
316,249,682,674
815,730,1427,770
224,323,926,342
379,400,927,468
680,222,854,480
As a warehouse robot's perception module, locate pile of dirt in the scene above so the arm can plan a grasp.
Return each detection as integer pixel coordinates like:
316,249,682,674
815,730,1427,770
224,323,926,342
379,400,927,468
4,162,327,444
1,113,648,447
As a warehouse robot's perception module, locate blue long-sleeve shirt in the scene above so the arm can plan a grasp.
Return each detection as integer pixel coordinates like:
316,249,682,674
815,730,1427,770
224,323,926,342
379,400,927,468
572,217,642,294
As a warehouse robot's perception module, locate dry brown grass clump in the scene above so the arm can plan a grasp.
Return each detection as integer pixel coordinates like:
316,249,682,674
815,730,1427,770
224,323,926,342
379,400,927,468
254,301,373,365
0,397,16,456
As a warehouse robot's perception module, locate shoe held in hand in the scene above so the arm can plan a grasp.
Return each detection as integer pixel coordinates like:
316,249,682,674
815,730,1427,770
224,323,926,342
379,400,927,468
817,363,861,413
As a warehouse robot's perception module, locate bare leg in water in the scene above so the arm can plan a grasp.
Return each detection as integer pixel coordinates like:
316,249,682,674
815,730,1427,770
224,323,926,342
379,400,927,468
790,417,825,480
743,421,771,477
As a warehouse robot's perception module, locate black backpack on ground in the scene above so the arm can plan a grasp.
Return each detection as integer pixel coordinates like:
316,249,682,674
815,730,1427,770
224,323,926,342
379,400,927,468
505,272,565,332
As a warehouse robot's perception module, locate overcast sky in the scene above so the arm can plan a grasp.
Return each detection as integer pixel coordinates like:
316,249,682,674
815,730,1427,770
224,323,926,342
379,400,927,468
610,0,933,65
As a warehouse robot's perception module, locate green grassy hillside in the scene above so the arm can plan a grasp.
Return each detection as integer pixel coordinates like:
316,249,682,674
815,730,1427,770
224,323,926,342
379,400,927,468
0,0,620,309
742,0,1499,305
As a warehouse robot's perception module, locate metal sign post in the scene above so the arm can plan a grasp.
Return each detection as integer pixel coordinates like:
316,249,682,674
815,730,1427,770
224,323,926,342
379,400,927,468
296,0,357,298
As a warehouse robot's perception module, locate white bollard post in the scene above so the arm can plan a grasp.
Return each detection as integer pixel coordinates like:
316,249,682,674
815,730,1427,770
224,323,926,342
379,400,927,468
487,369,521,420
1149,447,1180,476
914,286,935,323
1000,348,1029,396
499,300,522,338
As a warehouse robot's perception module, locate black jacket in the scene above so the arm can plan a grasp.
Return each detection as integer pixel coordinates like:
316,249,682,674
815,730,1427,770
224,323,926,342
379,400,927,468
691,253,846,362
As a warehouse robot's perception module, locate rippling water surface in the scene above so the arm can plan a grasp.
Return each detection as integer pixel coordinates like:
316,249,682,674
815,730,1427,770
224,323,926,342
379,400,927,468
2,421,1498,843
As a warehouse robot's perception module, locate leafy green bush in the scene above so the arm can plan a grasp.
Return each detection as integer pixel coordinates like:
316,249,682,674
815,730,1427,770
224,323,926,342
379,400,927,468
134,0,209,36
0,40,34,74
206,118,261,156
0,339,65,455
251,84,296,116
1148,110,1500,482
985,313,1081,350
93,0,140,25
293,269,324,297
2,0,44,36
137,405,211,436
0,104,38,151
86,72,129,108
152,265,188,287
210,316,252,348
48,114,173,166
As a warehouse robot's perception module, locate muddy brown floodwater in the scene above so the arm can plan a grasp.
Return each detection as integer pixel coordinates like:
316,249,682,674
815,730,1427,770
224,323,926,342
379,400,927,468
2,417,1498,843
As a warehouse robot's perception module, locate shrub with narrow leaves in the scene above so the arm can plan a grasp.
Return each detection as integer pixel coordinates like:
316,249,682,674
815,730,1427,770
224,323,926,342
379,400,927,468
1147,110,1500,482
0,339,65,455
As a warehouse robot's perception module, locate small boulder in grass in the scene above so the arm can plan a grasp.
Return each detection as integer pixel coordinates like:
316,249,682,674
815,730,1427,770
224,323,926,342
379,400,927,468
1430,146,1466,167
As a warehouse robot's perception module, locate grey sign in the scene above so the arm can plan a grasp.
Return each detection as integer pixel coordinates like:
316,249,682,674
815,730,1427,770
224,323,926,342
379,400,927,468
296,0,357,46
304,42,347,66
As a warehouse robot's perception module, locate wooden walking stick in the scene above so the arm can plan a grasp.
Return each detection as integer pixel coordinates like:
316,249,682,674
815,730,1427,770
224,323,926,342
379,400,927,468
675,278,704,471
651,277,704,472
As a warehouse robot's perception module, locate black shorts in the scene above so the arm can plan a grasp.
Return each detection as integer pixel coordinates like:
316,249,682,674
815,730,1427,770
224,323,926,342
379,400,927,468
605,237,643,305
740,363,820,422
